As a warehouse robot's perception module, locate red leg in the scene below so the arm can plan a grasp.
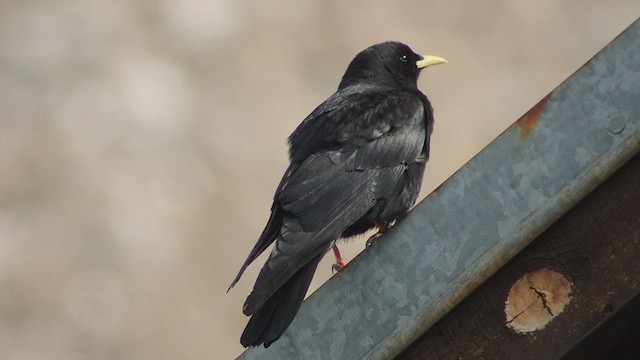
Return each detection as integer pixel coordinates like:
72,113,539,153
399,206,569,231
332,244,346,273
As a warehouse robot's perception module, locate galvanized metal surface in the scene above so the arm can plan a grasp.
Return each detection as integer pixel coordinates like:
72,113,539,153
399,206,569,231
239,18,640,360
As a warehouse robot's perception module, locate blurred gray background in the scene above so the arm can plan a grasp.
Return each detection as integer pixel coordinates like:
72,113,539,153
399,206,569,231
0,1,638,359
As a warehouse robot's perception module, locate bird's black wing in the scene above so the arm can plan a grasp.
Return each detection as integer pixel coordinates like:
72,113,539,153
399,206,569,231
228,164,297,291
243,90,427,315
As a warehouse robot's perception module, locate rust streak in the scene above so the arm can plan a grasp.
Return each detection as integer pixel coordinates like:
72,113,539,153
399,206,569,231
517,93,551,142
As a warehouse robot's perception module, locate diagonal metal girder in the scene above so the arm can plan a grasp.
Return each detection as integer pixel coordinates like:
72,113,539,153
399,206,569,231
239,18,640,360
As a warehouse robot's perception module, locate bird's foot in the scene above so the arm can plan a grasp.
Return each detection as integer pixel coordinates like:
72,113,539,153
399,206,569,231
365,221,392,248
332,259,347,274
331,244,347,273
365,233,383,248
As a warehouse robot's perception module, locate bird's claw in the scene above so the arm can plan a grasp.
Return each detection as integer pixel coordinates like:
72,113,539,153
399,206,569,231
366,232,383,248
332,260,346,274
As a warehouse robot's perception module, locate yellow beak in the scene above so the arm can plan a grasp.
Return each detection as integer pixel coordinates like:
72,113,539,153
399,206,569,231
416,55,448,69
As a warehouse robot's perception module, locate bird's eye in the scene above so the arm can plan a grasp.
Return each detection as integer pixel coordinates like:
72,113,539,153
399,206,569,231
400,55,408,63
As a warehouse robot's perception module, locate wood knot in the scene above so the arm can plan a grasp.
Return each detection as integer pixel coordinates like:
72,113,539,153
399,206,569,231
505,268,573,333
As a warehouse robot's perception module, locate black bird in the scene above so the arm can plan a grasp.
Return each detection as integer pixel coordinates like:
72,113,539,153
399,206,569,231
229,41,446,348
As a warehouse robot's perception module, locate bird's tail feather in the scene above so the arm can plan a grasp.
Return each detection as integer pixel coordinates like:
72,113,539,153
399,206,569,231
240,253,323,348
228,205,283,292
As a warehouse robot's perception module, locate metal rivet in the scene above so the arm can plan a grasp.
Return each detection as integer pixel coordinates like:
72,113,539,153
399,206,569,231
608,116,626,134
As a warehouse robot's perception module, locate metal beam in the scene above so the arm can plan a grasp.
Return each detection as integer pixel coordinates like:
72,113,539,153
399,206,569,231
238,18,640,360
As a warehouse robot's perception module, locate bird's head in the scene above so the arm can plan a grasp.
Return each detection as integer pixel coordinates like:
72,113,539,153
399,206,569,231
339,41,446,90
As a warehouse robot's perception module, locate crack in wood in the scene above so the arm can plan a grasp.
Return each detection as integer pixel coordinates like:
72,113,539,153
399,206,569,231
528,280,554,317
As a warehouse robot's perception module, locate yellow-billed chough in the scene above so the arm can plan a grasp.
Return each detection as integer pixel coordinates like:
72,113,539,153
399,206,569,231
229,41,446,348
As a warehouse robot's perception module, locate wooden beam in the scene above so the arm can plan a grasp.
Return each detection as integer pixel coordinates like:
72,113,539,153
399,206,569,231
560,293,640,359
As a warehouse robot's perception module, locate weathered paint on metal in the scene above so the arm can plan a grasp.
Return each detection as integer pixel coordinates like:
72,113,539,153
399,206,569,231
238,18,640,360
